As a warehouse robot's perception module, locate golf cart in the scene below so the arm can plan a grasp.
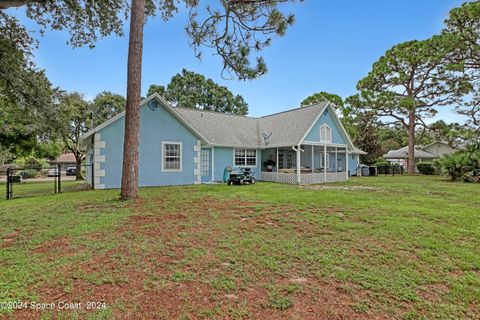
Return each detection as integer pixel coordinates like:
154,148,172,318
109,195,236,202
224,166,256,185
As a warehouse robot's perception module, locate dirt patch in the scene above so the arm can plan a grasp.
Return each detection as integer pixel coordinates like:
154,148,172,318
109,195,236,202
13,196,389,319
1,229,21,248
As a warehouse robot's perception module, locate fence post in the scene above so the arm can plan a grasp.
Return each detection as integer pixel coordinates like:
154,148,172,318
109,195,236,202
57,163,61,193
91,163,95,190
6,168,10,200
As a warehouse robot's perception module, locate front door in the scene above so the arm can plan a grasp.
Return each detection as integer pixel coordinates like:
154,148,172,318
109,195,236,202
200,148,212,182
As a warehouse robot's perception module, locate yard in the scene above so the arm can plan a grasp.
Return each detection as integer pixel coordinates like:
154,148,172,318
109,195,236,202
0,176,478,319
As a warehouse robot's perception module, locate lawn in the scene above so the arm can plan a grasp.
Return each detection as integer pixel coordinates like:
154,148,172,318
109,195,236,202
0,176,479,319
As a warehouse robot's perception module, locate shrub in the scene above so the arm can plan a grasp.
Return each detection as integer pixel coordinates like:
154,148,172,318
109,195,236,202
14,156,49,170
19,169,39,179
433,144,480,182
417,163,435,175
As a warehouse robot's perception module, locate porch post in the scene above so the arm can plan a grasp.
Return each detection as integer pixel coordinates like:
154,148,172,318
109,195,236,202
324,145,327,182
335,147,338,173
346,148,349,180
211,147,215,182
296,145,301,184
311,145,314,173
276,147,279,182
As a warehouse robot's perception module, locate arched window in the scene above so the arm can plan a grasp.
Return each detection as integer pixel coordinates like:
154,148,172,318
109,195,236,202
320,124,332,143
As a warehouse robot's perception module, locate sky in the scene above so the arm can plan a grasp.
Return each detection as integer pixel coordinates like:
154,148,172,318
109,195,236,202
10,0,469,122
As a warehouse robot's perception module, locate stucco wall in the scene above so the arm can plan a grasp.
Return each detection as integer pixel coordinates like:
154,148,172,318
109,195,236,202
304,108,348,145
213,147,261,182
97,104,199,189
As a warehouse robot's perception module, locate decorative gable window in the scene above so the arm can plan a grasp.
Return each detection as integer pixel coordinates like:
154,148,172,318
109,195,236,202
162,142,182,171
320,124,332,143
234,148,257,167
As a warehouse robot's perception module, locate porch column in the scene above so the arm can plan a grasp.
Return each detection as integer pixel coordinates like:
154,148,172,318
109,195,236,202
324,145,327,182
211,147,215,182
346,148,349,180
276,147,279,182
296,145,301,184
335,147,338,173
311,145,314,173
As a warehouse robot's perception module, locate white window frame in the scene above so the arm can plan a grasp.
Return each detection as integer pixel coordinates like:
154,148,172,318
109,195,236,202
161,141,182,172
320,124,332,143
233,148,257,167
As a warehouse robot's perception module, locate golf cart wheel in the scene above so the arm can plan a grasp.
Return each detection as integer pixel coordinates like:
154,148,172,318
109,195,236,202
250,177,256,184
227,181,232,185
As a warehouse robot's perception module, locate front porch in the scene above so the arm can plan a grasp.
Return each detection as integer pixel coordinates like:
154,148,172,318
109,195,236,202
260,144,349,184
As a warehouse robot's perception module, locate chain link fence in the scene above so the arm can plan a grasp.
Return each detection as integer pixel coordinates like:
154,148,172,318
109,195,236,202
2,164,93,200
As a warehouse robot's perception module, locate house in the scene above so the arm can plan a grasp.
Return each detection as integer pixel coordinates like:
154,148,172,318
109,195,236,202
50,153,76,170
81,94,365,189
384,142,460,169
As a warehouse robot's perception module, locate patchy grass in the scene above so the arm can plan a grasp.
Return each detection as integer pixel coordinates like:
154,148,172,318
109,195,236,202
0,176,479,319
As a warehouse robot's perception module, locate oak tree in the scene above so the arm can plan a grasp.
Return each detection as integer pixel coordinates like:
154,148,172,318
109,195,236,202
147,69,249,115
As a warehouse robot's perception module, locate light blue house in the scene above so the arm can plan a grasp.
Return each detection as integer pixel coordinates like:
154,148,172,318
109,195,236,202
81,94,365,189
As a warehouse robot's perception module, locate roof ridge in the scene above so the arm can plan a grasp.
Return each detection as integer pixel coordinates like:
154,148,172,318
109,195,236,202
175,106,258,119
260,102,327,118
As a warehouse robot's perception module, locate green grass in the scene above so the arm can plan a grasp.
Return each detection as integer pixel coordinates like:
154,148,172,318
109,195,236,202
0,176,479,319
1,180,91,199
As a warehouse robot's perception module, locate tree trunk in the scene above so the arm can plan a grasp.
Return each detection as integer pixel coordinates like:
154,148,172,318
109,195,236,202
120,0,146,200
407,110,416,175
75,156,83,180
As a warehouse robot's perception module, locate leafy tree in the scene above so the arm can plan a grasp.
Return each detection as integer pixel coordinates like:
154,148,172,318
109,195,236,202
148,69,249,115
442,1,480,136
0,13,55,158
357,36,471,174
56,92,91,180
2,0,300,199
301,91,344,108
342,95,382,164
92,91,125,127
428,120,473,147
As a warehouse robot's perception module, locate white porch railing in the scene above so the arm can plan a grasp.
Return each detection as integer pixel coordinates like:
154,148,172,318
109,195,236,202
260,171,347,184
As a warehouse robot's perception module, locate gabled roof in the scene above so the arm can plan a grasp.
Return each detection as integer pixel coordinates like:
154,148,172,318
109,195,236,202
81,94,358,150
175,101,333,148
259,102,330,148
384,146,436,159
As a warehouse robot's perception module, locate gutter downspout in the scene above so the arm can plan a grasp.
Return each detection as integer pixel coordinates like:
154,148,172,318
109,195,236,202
91,133,95,189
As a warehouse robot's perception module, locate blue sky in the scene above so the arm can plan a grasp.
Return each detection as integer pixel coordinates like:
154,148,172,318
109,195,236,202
11,0,468,122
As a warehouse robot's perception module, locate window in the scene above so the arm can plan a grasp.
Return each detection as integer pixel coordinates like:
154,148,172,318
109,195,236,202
162,142,182,171
320,124,332,143
278,150,294,169
234,148,257,166
201,149,210,177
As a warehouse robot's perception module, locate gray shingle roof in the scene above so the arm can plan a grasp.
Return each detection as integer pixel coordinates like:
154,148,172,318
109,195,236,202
384,146,436,159
175,102,330,148
175,107,260,147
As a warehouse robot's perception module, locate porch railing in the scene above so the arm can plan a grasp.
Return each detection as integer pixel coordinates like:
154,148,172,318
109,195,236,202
260,171,347,184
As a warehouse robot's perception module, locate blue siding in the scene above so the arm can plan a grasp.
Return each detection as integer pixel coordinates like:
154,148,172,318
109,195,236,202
98,104,199,189
304,108,348,145
213,147,261,182
348,153,360,176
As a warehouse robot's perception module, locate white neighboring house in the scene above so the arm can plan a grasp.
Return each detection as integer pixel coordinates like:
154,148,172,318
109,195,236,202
384,142,461,170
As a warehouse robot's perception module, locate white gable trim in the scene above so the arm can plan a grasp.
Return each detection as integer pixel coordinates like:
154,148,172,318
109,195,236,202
299,103,354,150
297,102,329,146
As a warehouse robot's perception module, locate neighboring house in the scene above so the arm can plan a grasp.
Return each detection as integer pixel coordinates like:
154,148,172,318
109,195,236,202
50,153,76,170
81,94,365,189
384,142,460,170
